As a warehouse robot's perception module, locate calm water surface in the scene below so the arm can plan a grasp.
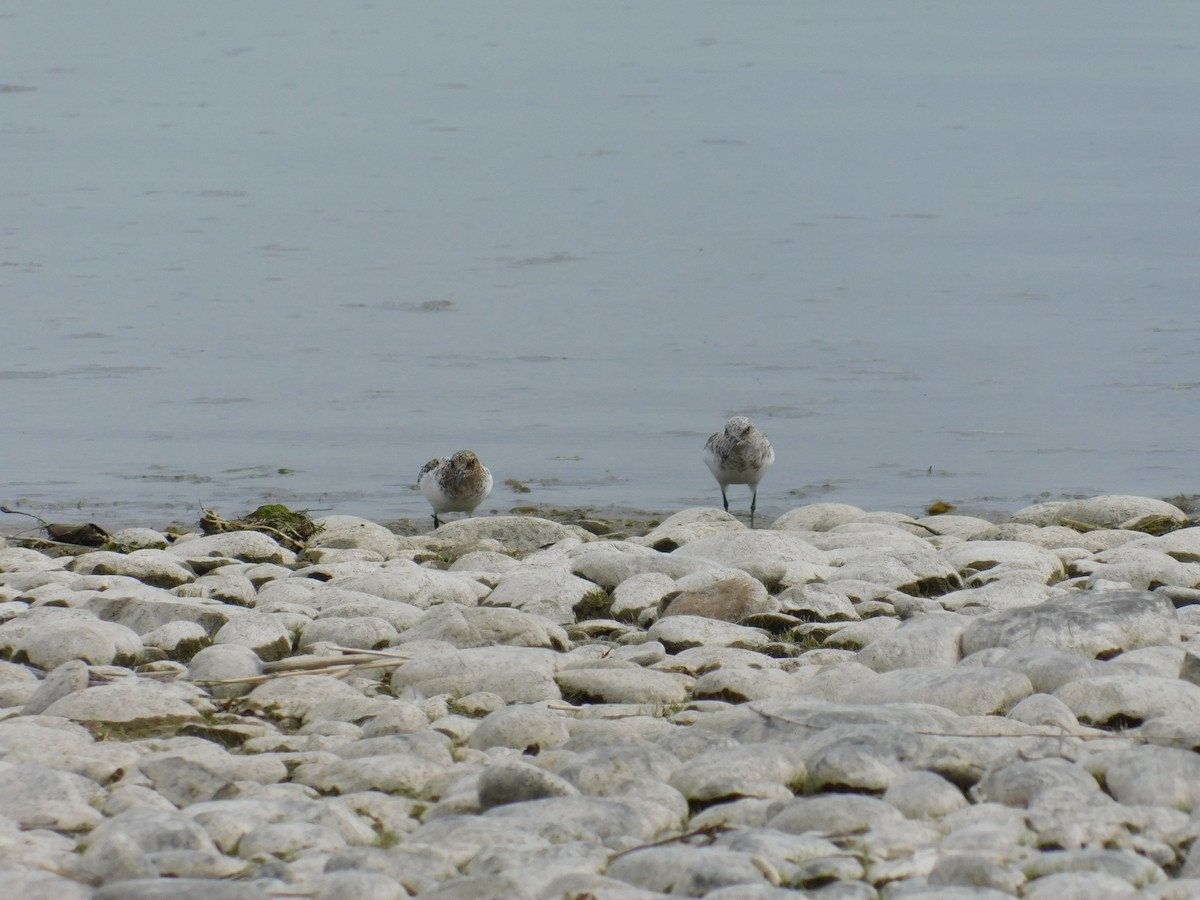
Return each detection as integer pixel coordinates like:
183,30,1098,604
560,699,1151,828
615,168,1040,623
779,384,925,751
3,2,1198,530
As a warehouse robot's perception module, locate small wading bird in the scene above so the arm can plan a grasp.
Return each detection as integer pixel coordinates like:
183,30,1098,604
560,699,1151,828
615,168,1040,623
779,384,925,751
703,415,774,527
418,450,493,528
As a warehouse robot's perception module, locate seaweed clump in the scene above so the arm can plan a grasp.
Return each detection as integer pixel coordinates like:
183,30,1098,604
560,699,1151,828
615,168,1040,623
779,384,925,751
200,503,322,552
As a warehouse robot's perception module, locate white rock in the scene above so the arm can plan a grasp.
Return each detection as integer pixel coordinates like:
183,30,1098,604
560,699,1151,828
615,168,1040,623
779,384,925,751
941,540,1066,584
42,682,211,732
85,587,236,635
884,770,968,819
822,617,902,650
772,503,871,532
476,758,580,810
21,658,90,715
669,743,803,804
647,614,771,652
186,644,264,698
185,571,258,604
308,515,403,556
671,530,829,587
1055,675,1200,725
569,540,719,590
331,567,479,609
140,620,211,660
396,604,570,650
768,793,906,834
636,507,747,550
974,757,1100,808
808,523,938,558
241,674,377,726
1054,495,1187,532
606,845,777,895
609,572,677,621
298,616,398,650
1088,745,1200,812
0,871,93,900
917,515,999,540
555,666,693,706
0,762,104,830
1074,546,1200,591
69,549,196,588
391,646,562,703
467,704,571,752
430,515,592,552
212,611,297,661
483,568,605,624
236,821,347,860
961,590,1179,658
938,576,1067,613
0,607,143,668
856,612,970,671
168,530,297,566
844,665,1033,716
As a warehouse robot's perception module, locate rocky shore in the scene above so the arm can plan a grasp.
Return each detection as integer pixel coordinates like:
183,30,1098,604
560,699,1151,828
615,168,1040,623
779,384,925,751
4,493,1200,899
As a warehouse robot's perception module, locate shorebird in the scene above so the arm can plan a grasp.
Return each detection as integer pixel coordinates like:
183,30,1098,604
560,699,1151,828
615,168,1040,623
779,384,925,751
703,416,774,527
418,450,493,528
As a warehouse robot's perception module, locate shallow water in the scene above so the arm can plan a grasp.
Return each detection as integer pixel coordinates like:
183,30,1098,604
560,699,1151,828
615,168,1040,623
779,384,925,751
3,2,1199,530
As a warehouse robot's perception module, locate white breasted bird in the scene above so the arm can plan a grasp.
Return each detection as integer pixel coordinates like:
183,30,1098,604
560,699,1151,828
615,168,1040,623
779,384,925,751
703,416,774,527
418,450,493,528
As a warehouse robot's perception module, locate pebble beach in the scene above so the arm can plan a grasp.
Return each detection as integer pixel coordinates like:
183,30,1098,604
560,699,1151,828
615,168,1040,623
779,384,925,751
4,493,1200,899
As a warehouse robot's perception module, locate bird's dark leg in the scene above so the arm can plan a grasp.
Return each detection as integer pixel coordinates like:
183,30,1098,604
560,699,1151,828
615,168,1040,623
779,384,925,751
750,488,757,528
432,513,441,528
721,488,729,512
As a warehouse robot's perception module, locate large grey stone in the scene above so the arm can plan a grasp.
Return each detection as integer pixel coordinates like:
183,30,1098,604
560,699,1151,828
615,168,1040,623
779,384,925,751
671,530,829,587
0,762,104,831
647,614,771,652
668,742,804,803
1088,745,1200,811
636,507,748,550
772,503,872,532
298,615,398,650
168,530,297,566
856,612,969,671
659,567,774,621
941,540,1066,584
69,549,196,588
42,682,210,733
0,607,144,668
476,757,580,810
555,666,693,706
396,603,570,650
961,590,1179,658
568,541,719,591
391,646,562,703
482,568,605,625
241,674,377,726
21,658,90,715
1053,495,1187,532
85,585,237,635
468,704,571,752
212,611,296,661
606,845,776,895
431,515,592,552
137,740,288,807
1055,675,1200,725
844,665,1033,716
331,567,479,609
308,515,402,556
186,643,265,698
1073,546,1200,591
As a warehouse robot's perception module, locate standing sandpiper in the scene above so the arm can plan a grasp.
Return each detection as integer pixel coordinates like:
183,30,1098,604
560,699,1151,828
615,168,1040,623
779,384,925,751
703,416,774,527
418,450,493,528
